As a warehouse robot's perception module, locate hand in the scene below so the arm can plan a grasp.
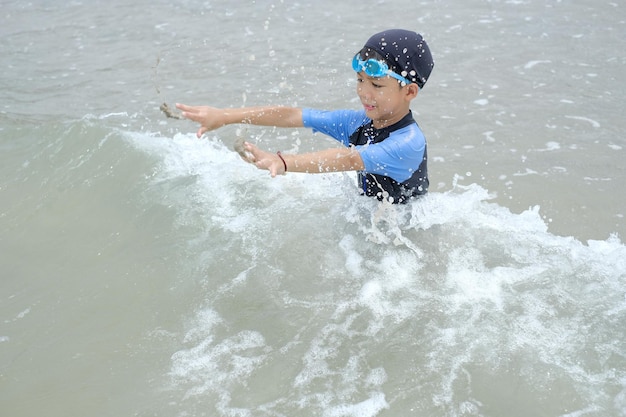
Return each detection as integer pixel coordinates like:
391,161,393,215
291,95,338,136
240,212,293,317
241,142,286,177
175,103,226,138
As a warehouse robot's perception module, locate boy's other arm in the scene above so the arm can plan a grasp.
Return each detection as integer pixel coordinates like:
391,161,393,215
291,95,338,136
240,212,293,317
175,103,303,138
242,142,365,178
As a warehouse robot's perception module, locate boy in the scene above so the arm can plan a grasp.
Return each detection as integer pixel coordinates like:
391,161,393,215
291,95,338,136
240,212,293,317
177,29,434,204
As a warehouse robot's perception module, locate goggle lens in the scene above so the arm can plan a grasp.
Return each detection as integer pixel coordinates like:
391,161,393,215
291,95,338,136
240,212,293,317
351,56,383,77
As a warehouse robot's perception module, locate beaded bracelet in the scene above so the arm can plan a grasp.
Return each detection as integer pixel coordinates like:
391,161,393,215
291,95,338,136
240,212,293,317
276,151,287,173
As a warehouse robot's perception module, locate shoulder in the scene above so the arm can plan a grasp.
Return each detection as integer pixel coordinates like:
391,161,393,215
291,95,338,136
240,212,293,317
388,121,426,149
302,108,368,128
358,120,426,165
357,121,427,182
302,109,370,145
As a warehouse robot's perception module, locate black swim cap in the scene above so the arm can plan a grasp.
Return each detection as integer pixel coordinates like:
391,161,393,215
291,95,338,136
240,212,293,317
363,29,434,89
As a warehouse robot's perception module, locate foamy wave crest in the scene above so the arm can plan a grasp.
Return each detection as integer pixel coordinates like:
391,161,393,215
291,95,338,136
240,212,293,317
170,308,270,411
126,129,625,416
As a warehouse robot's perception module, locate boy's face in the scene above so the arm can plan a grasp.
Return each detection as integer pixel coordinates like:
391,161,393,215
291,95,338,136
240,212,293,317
355,72,415,128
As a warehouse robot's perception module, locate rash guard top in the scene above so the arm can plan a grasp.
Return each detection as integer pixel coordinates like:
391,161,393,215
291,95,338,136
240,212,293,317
302,108,428,203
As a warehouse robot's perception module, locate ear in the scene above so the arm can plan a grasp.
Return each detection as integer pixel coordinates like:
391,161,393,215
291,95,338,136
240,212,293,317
404,83,419,101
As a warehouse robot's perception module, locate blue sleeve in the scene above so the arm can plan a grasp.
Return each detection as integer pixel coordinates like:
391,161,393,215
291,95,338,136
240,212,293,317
302,108,370,147
357,123,426,183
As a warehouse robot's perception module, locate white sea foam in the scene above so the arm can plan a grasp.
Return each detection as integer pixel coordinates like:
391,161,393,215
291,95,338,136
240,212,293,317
125,128,626,416
564,115,601,128
524,60,551,69
323,392,389,417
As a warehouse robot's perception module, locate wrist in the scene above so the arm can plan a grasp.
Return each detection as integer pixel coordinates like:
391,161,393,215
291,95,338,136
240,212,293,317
276,151,287,174
221,110,237,127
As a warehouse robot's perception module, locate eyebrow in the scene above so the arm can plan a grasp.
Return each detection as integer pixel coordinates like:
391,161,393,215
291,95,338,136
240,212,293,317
361,73,391,83
356,72,382,80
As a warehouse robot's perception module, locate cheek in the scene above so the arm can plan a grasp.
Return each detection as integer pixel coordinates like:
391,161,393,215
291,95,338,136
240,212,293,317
376,91,392,103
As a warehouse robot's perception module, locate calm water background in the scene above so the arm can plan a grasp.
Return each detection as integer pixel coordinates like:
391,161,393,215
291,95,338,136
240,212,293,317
1,1,625,416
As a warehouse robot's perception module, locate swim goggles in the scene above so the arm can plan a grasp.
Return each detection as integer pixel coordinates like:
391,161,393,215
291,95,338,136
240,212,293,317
351,55,412,85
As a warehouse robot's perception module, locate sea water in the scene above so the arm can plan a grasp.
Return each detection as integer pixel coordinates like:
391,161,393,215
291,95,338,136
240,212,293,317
1,1,625,416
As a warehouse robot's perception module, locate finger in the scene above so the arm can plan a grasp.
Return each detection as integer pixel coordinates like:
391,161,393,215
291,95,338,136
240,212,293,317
183,110,203,122
176,104,203,122
197,126,208,138
175,103,194,112
244,141,259,155
239,142,256,163
260,162,277,178
239,147,256,164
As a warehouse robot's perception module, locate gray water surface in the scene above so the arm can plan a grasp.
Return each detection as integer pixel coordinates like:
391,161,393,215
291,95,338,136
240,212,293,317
1,1,625,416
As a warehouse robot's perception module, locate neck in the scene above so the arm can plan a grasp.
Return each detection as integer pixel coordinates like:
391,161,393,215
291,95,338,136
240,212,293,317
372,110,410,129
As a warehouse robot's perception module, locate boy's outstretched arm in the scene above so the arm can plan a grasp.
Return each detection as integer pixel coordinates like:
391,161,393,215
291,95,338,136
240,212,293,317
175,103,304,138
242,141,365,178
